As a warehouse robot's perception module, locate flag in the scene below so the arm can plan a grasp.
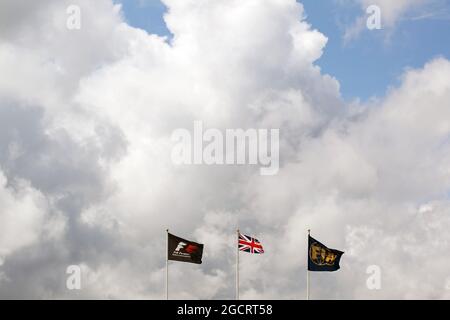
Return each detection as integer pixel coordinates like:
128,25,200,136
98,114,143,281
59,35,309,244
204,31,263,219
167,233,204,264
238,233,264,254
308,235,344,272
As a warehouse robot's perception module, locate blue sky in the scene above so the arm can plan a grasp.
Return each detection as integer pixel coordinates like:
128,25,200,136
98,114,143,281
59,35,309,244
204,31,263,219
116,0,450,101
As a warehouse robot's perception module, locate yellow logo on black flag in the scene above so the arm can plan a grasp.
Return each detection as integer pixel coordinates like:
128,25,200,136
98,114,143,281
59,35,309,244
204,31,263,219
308,236,344,272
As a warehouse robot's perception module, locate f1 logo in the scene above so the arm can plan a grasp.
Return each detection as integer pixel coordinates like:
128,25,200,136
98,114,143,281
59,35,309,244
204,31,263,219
175,242,187,252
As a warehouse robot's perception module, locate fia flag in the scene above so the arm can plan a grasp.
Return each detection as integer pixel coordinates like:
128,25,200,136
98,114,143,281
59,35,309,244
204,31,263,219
168,233,204,264
308,236,344,272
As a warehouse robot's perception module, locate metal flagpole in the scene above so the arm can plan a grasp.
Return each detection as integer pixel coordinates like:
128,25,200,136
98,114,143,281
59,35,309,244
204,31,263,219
307,229,310,300
236,229,240,300
166,228,169,300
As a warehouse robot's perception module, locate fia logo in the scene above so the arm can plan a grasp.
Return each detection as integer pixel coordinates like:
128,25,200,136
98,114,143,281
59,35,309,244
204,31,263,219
310,242,338,266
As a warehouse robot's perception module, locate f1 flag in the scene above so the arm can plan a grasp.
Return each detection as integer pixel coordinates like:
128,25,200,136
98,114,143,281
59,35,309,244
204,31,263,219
238,233,264,254
167,233,204,264
308,236,344,272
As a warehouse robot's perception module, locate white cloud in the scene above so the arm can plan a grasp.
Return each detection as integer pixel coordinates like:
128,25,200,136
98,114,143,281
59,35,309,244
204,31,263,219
0,0,449,299
0,171,48,261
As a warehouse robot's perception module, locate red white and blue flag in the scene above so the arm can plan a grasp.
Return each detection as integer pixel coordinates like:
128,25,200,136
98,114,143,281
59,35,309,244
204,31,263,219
238,233,264,254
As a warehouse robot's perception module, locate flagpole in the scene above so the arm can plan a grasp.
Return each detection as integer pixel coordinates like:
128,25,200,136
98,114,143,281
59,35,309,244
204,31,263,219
307,229,310,301
236,229,240,300
166,228,169,300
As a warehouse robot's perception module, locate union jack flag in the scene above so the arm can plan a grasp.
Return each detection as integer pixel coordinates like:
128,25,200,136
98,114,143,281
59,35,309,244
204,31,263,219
238,233,264,254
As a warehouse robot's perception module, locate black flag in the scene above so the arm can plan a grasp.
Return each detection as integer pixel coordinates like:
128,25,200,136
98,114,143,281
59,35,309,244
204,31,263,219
167,233,204,264
308,236,344,272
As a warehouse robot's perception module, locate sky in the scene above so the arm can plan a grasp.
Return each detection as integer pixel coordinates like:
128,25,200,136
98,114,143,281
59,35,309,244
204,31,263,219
117,0,450,100
0,0,450,299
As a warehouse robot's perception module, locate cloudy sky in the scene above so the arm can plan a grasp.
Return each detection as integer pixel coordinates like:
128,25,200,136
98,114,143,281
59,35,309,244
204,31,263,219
0,0,449,299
